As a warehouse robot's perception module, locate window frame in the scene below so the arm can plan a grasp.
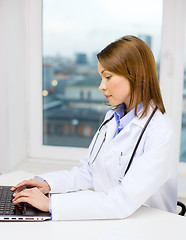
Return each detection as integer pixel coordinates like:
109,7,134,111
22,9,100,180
159,0,186,170
27,0,186,169
27,0,87,163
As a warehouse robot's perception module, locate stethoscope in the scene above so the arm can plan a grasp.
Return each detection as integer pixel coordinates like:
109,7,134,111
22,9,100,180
88,106,158,182
88,114,114,166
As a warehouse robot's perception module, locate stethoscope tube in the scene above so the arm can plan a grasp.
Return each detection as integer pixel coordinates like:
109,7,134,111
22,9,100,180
118,106,158,182
88,114,114,166
88,106,158,183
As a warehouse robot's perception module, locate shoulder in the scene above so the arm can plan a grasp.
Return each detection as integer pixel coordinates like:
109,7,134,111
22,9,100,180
144,108,175,146
134,106,174,137
150,109,174,132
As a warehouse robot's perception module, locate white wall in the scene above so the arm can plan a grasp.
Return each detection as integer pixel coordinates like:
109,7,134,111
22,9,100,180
0,0,27,173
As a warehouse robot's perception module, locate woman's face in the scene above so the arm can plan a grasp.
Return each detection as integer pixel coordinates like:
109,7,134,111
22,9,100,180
98,61,132,110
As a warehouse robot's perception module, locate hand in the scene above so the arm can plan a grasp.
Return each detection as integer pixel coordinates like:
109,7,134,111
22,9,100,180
11,179,51,195
12,187,50,212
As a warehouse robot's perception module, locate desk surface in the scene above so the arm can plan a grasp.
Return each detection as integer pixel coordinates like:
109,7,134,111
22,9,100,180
0,171,186,240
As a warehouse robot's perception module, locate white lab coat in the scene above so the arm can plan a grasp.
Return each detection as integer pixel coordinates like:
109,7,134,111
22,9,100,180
40,105,177,221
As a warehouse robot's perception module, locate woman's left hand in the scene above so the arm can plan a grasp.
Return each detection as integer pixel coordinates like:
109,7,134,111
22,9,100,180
12,187,50,212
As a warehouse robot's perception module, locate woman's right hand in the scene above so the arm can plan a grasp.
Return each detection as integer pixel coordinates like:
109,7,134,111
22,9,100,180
10,179,51,195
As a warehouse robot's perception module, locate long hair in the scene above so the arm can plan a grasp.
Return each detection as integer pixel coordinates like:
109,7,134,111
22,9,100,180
97,35,165,117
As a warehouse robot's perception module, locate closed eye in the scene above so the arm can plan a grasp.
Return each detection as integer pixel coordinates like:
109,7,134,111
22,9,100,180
106,75,111,80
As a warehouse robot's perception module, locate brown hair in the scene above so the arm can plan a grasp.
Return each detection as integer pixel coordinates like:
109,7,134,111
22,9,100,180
97,35,165,118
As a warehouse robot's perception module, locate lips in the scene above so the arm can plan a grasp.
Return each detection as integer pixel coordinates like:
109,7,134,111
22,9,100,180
104,95,111,100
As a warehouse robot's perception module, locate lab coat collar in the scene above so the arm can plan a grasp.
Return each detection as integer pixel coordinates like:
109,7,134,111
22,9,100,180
103,104,158,145
104,103,157,131
132,104,157,128
101,106,152,146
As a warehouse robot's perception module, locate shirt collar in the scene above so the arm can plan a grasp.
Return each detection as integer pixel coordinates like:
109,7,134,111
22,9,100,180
114,102,126,121
114,102,143,129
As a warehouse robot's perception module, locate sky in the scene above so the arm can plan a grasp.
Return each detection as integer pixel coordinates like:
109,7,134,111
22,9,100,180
43,0,163,61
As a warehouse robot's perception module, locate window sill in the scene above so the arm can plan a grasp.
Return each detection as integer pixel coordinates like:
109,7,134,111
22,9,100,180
12,157,81,176
178,162,186,198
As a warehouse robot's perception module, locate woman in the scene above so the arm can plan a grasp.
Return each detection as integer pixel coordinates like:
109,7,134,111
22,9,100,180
11,36,177,220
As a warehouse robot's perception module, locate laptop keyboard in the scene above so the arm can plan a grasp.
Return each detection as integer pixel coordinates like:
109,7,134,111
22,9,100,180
0,186,24,215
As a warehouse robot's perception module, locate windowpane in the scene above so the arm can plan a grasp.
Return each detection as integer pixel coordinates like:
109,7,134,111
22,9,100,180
180,17,186,163
42,0,163,148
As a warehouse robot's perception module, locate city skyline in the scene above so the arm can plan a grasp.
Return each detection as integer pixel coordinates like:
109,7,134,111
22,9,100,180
43,0,163,61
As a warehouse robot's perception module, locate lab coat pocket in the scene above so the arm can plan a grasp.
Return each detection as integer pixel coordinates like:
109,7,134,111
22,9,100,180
105,153,130,183
116,154,131,180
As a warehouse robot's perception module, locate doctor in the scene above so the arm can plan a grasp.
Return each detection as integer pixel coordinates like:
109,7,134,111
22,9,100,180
11,35,177,220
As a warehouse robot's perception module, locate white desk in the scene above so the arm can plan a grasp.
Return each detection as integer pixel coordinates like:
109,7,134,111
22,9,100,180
0,171,186,240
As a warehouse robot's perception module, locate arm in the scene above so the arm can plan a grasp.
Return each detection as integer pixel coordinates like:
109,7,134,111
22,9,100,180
38,155,93,194
12,156,93,211
12,110,111,195
48,117,176,220
11,112,113,210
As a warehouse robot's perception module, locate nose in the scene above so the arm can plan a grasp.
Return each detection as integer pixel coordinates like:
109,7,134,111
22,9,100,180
99,79,106,91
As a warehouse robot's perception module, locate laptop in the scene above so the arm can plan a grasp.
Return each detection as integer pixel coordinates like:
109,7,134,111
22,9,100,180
0,186,51,221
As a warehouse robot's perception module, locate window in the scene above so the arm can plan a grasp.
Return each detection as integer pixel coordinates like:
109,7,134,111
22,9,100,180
27,0,185,166
1,0,186,173
42,0,163,148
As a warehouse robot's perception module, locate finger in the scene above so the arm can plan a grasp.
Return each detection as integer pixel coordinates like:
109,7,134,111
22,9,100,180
13,189,49,212
11,180,29,191
10,186,16,191
15,179,35,188
11,185,26,194
13,186,29,196
13,188,38,206
13,187,40,200
11,185,25,192
11,179,36,193
13,196,29,205
14,187,27,195
13,188,31,201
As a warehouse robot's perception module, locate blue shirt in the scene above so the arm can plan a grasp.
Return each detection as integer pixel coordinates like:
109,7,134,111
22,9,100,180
113,102,143,138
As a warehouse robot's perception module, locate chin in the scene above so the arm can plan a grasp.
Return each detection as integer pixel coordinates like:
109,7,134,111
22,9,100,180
109,101,122,106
